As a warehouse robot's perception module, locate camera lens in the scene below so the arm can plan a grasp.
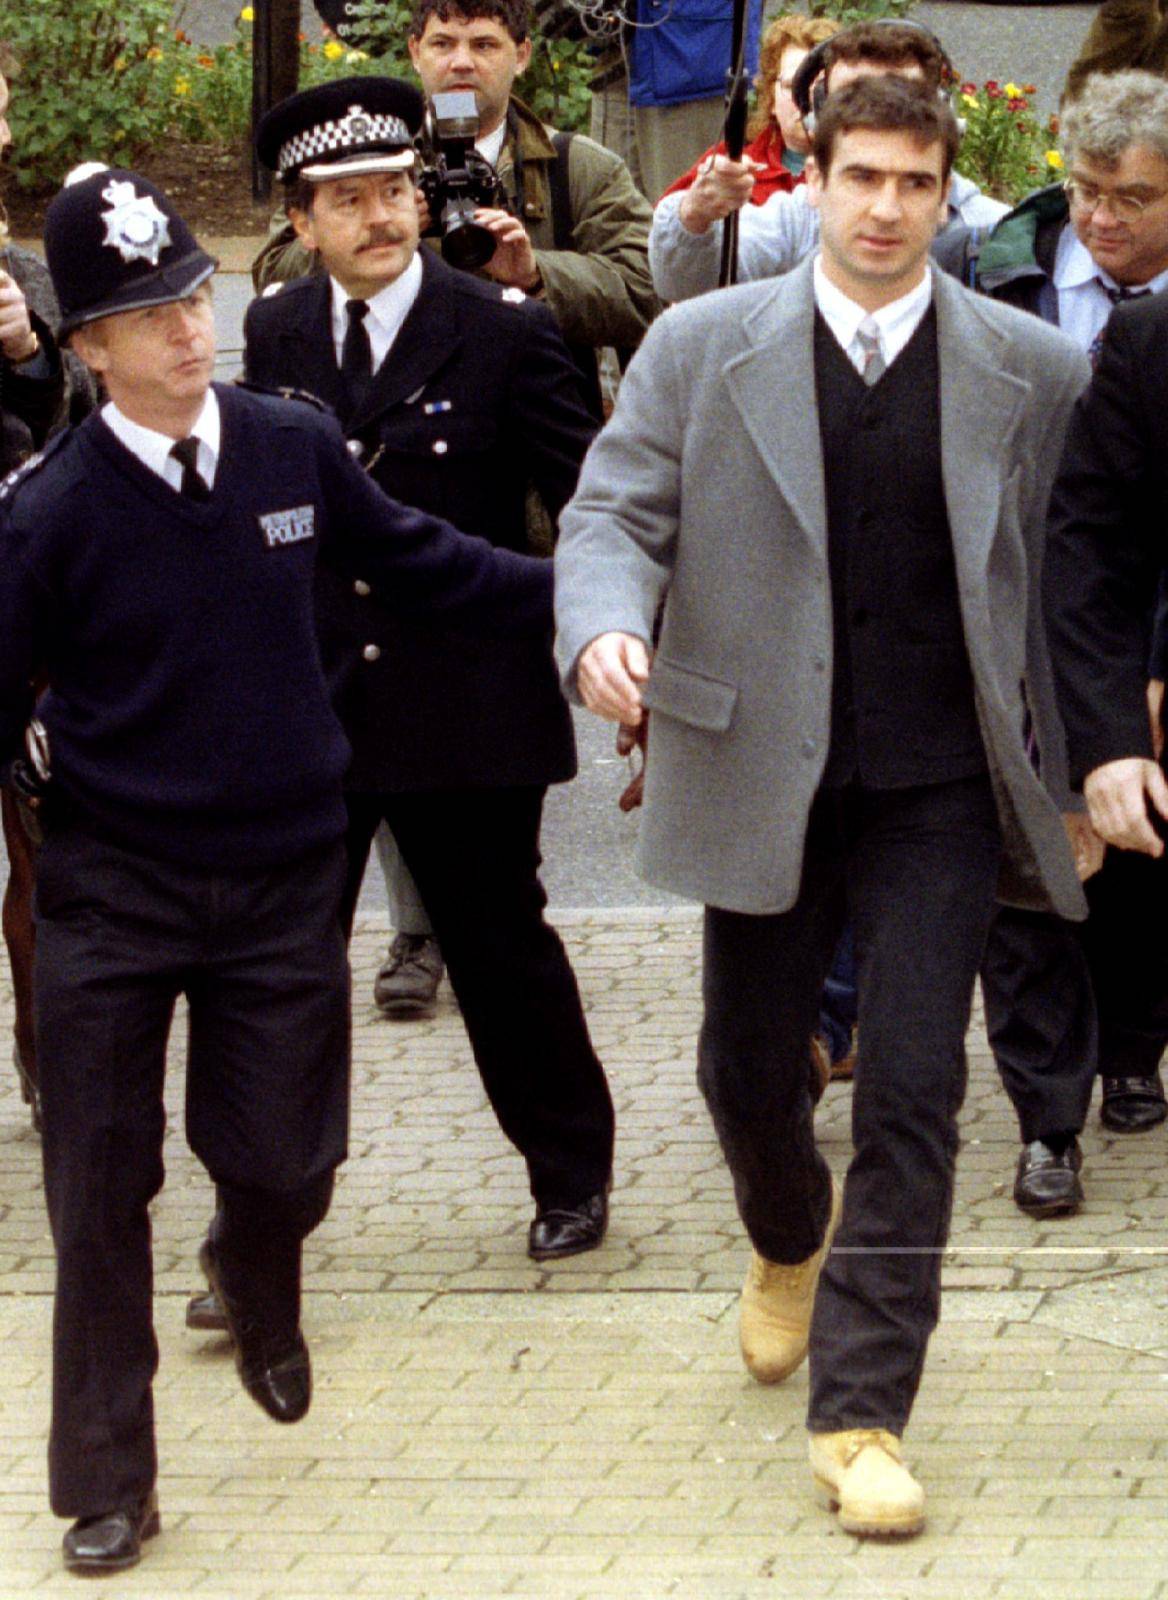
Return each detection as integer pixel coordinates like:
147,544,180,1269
442,215,498,272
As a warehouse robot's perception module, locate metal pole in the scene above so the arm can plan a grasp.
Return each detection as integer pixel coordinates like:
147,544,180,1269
251,0,274,202
717,0,750,288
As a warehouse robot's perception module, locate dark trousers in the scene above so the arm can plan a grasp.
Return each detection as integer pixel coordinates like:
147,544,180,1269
820,903,1095,1143
35,828,350,1517
981,905,1096,1142
1083,845,1168,1078
698,777,1001,1435
1,788,37,1084
343,787,614,1209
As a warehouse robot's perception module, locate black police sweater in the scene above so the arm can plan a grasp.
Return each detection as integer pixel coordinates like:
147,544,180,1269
0,383,551,869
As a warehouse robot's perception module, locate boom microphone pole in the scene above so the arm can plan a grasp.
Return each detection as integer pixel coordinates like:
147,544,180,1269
718,0,750,288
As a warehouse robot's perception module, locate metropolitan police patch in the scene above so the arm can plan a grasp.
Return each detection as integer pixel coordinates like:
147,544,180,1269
258,505,316,548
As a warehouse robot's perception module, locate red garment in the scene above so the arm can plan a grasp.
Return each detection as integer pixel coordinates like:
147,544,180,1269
659,125,802,205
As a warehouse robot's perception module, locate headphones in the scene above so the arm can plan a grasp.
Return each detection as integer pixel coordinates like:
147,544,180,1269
791,18,956,134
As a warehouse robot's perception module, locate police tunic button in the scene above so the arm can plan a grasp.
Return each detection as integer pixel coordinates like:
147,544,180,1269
347,439,365,459
353,579,371,596
501,286,526,304
432,439,448,455
362,643,381,662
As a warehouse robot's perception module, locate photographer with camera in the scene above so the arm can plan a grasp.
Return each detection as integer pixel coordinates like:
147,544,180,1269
256,0,656,389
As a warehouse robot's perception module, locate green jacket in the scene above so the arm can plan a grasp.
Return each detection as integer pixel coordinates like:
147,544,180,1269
252,95,658,351
974,183,1068,318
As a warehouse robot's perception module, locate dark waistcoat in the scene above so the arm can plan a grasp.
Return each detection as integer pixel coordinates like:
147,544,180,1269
814,304,987,789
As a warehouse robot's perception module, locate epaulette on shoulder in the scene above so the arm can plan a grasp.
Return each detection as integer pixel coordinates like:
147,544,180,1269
233,380,329,413
499,285,528,305
0,429,72,506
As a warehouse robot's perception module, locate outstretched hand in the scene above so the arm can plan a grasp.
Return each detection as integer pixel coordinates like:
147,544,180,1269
678,154,758,235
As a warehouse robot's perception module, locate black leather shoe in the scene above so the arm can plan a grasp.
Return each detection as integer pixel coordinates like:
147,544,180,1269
185,1287,228,1332
198,1242,312,1423
528,1187,610,1262
1013,1138,1084,1218
1100,1071,1168,1133
374,933,444,1017
62,1491,160,1574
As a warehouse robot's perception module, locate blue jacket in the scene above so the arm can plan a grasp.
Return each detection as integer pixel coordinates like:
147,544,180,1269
628,0,762,109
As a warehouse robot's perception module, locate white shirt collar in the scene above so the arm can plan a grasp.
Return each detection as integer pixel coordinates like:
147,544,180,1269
476,121,507,168
813,258,934,373
329,251,424,372
1053,226,1103,292
101,387,220,493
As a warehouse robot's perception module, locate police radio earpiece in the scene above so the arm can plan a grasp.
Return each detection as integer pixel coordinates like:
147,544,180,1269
791,18,957,136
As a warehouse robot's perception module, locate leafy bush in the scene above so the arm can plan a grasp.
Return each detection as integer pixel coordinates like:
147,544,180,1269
2,0,176,190
808,0,916,25
953,80,1063,205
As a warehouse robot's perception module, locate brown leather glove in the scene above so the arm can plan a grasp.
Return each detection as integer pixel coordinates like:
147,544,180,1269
616,715,648,812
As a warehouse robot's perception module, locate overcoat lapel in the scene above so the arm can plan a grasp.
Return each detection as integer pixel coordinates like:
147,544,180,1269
723,260,827,556
934,268,1030,592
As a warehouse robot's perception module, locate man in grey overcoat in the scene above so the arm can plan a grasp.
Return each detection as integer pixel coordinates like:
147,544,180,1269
555,78,1090,1536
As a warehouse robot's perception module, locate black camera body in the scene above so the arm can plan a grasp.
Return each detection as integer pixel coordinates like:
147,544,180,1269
416,92,509,272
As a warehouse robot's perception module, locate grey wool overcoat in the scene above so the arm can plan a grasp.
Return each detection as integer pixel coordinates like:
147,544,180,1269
554,258,1091,919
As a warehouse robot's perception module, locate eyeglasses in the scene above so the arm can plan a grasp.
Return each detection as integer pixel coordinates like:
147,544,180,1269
1064,177,1168,224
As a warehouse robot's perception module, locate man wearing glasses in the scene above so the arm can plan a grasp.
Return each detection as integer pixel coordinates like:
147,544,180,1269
975,71,1168,349
973,69,1168,1142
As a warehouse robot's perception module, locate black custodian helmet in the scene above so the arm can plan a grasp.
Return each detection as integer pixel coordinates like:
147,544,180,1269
45,165,217,339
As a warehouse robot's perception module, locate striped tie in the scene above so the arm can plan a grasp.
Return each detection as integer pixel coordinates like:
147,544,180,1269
855,318,886,386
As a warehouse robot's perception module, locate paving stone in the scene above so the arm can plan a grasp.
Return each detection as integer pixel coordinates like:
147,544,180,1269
4,911,1168,1596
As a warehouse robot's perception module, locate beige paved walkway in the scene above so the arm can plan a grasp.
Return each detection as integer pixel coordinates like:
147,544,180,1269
2,910,1167,1598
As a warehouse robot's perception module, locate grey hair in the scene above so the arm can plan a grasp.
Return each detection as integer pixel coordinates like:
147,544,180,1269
1062,70,1168,168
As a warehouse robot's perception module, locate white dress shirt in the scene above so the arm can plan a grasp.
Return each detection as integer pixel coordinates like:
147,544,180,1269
101,387,220,493
812,257,934,377
329,252,424,373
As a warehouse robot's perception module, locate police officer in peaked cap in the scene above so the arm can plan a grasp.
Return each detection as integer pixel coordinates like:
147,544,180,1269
233,78,616,1283
0,162,550,1576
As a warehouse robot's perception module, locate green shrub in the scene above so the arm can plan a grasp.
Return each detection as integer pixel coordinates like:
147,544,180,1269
808,0,916,25
3,0,175,189
953,79,1063,206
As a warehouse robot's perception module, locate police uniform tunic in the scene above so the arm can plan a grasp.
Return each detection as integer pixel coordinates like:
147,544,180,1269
243,249,616,1214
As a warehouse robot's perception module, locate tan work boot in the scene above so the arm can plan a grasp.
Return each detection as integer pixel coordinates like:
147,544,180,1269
808,1428,925,1537
739,1175,842,1383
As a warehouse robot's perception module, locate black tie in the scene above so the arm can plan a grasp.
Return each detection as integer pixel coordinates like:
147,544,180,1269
341,298,373,404
169,436,210,501
1088,283,1153,366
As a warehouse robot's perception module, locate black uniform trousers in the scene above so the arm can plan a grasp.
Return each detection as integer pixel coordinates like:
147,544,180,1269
34,827,350,1518
698,775,1001,1435
342,787,614,1209
981,905,1097,1143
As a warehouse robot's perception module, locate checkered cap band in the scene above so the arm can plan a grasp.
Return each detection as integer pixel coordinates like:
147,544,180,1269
278,107,413,177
